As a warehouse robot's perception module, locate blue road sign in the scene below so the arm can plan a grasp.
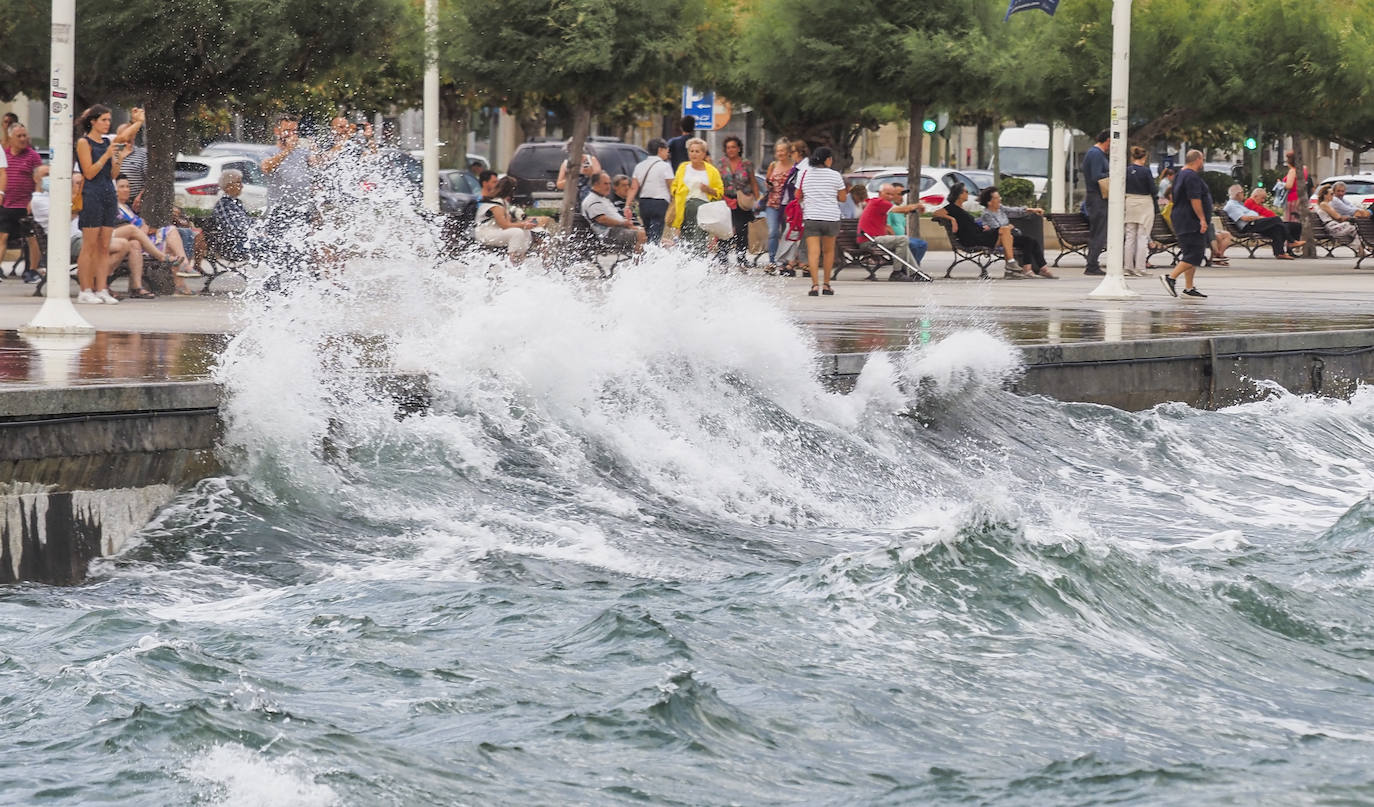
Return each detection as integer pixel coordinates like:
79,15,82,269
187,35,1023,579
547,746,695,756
682,86,714,131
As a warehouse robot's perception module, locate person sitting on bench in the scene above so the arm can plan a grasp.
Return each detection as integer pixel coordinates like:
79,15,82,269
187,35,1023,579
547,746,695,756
1225,185,1305,259
931,182,1029,278
977,187,1055,278
856,183,923,281
475,172,541,263
580,171,646,253
211,169,253,261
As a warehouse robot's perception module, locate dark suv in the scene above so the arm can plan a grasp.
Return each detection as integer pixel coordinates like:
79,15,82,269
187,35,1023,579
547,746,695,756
507,137,648,207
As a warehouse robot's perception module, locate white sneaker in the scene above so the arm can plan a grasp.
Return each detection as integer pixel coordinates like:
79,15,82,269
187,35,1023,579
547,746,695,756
76,290,102,305
96,289,119,305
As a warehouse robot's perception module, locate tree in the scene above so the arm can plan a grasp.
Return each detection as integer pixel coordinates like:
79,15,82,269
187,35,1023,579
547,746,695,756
0,0,410,225
447,0,721,226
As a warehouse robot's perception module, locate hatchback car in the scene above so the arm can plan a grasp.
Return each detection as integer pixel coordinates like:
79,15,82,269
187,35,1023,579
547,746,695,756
506,138,648,206
174,153,269,211
848,167,990,210
1310,174,1374,209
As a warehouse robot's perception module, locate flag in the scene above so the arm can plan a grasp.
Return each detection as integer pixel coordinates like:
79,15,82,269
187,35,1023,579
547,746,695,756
1005,0,1059,21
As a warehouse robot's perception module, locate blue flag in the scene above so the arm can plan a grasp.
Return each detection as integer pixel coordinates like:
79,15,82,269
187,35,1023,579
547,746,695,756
1005,0,1059,21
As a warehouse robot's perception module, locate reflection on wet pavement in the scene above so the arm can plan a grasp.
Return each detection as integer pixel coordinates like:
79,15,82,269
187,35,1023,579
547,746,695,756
0,331,227,388
807,307,1374,354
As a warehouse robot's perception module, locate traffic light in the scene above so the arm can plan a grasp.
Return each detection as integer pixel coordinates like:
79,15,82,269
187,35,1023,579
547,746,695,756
1244,136,1258,150
922,119,937,133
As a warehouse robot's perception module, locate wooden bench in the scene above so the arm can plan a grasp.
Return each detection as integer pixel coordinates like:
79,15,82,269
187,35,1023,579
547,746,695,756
555,214,633,278
1220,214,1269,258
1047,213,1090,266
834,219,890,281
1146,213,1177,267
189,215,251,293
931,216,1005,278
1354,218,1374,269
30,219,129,297
1308,218,1359,258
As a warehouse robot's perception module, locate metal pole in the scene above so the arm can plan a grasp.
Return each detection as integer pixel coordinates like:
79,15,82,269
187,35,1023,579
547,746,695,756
1050,125,1067,213
22,0,93,334
421,0,439,213
1089,0,1139,300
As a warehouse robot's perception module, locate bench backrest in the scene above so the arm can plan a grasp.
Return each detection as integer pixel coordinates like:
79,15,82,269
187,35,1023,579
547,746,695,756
1047,213,1090,245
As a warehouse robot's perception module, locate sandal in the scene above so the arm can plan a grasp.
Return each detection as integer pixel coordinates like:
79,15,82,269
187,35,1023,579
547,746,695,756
173,287,198,296
127,287,157,299
1211,257,1230,266
808,285,820,297
821,284,834,296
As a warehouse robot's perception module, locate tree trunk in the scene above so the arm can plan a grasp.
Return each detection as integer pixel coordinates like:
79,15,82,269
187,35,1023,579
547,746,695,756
558,103,592,233
141,89,178,228
1295,139,1315,258
906,101,926,238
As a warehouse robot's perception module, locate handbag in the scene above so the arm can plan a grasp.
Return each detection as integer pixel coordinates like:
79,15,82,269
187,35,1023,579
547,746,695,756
1098,177,1111,199
696,200,735,239
736,189,757,211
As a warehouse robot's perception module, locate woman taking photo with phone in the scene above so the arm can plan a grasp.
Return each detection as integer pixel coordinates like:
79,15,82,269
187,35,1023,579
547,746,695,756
74,105,144,304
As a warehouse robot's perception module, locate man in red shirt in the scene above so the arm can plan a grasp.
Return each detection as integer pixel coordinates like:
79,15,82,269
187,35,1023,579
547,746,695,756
857,183,924,281
1241,187,1304,256
0,125,44,274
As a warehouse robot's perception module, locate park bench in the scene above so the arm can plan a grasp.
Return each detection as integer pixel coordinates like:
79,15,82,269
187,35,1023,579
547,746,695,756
833,219,931,282
1354,218,1374,269
931,216,1006,279
188,215,251,293
1146,213,1177,267
27,218,129,297
1220,213,1270,258
1307,218,1358,258
557,213,633,278
1047,213,1090,266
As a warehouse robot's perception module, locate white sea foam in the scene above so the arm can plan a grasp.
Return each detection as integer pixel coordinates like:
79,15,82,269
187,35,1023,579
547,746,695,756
182,743,338,807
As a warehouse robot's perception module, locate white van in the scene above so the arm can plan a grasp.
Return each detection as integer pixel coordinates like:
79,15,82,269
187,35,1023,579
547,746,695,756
997,124,1051,196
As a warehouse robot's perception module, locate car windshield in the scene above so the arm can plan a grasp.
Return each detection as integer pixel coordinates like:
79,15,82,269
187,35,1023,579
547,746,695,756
999,147,1047,177
175,162,210,181
1338,181,1374,196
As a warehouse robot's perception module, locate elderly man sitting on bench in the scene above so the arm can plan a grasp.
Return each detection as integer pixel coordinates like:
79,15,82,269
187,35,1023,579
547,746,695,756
857,182,924,281
1224,185,1305,260
580,171,646,252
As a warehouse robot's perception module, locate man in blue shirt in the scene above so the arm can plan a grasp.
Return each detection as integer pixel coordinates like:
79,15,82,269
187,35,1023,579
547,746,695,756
1081,129,1111,275
667,116,697,172
1162,150,1210,299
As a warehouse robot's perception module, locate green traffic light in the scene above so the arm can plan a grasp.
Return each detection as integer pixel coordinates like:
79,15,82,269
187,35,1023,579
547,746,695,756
923,119,937,133
1245,137,1257,150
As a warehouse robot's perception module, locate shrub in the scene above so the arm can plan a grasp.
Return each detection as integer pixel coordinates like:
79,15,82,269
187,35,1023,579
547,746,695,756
998,176,1036,207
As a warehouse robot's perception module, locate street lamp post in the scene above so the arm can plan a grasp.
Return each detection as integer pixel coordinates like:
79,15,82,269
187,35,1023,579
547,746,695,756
21,0,94,334
422,0,439,214
1088,0,1139,300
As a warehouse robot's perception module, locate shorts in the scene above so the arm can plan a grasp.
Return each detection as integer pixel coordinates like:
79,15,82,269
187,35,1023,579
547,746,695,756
803,219,839,238
77,192,119,229
0,207,25,239
1176,231,1206,266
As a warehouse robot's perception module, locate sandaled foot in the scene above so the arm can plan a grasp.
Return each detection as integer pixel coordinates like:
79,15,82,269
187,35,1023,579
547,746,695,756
127,287,157,299
821,284,834,296
808,285,820,297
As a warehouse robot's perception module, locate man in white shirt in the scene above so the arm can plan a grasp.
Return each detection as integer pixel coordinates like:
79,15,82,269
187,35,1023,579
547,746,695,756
1331,182,1371,219
627,138,673,245
580,172,645,252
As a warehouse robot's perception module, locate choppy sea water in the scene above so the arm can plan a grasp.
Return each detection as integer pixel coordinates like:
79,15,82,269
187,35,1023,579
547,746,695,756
4,172,1374,805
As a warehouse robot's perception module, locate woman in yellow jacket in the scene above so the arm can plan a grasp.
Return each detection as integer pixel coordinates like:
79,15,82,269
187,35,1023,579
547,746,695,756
670,137,724,252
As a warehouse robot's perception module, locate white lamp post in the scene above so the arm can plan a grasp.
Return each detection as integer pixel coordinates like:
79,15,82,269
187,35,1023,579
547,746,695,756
1088,0,1139,300
21,0,94,334
422,0,440,214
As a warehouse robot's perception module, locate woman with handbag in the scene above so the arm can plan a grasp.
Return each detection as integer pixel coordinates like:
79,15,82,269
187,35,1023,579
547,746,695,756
669,138,724,254
718,136,759,268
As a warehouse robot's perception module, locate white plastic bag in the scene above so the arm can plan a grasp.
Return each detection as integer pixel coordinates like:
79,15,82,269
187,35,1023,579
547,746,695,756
696,200,735,240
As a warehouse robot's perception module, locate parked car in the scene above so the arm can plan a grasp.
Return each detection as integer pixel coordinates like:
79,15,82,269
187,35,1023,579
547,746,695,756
174,153,269,211
199,140,279,163
370,149,470,213
506,137,648,206
846,166,990,210
1310,174,1374,209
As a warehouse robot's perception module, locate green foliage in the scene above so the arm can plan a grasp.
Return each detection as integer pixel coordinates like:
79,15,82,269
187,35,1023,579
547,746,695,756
1201,171,1236,208
998,177,1036,207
